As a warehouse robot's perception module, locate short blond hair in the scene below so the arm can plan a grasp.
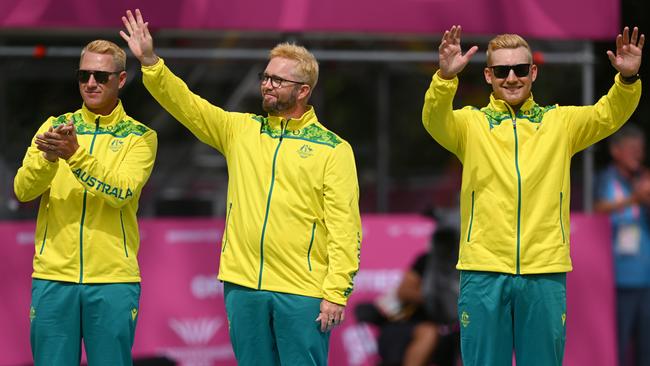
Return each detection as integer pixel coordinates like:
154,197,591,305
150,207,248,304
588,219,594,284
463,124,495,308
486,34,532,65
80,40,126,71
269,42,319,89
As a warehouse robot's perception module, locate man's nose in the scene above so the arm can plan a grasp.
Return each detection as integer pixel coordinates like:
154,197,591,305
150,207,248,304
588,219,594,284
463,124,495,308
86,74,98,87
505,70,518,81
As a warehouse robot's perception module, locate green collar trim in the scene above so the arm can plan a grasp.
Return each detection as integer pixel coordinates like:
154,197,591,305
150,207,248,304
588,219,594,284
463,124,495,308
53,113,150,138
252,115,342,148
480,103,557,129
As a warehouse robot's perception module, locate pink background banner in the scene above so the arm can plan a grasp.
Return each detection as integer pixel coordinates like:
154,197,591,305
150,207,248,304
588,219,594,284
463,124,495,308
0,0,618,40
0,214,615,366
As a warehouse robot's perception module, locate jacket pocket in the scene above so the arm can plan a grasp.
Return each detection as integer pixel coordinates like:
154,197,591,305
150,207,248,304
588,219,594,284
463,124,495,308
120,211,129,257
466,190,475,242
38,223,48,255
560,192,566,244
307,221,316,271
222,202,233,253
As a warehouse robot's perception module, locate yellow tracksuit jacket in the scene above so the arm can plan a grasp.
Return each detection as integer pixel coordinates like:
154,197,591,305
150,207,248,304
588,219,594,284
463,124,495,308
422,72,641,274
141,59,362,305
14,101,157,283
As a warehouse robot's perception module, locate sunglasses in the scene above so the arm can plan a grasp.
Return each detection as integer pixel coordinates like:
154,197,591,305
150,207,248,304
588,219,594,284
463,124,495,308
77,69,122,84
489,64,531,78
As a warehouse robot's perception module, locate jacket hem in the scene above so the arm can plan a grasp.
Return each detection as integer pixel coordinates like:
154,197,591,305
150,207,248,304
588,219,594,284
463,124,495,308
32,273,141,283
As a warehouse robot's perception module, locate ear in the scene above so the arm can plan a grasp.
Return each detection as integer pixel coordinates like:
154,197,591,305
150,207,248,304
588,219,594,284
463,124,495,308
297,84,312,101
530,64,538,83
118,70,127,90
484,67,493,85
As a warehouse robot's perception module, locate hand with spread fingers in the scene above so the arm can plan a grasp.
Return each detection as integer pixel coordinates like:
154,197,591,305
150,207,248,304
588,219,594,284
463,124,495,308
120,9,158,66
437,25,479,80
607,26,644,78
315,299,345,332
34,120,78,161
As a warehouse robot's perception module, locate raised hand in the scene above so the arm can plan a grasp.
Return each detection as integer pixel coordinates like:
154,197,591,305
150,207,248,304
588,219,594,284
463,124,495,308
438,25,479,80
607,26,644,77
120,9,158,66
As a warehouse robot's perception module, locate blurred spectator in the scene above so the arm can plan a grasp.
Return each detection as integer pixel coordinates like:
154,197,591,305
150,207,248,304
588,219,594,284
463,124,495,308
595,124,650,366
356,211,460,366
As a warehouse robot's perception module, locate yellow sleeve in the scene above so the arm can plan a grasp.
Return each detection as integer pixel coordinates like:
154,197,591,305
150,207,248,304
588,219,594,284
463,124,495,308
421,71,469,158
141,58,248,156
563,74,642,154
65,130,157,208
322,141,362,305
13,119,60,202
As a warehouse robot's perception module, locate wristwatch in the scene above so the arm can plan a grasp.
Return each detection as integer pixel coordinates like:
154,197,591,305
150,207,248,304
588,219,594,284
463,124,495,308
620,73,640,84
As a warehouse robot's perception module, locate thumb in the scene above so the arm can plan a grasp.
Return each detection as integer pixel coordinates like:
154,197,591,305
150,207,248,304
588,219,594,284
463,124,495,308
464,45,479,60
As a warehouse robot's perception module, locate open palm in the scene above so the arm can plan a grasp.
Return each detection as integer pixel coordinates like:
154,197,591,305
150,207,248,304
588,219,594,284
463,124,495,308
119,9,158,66
607,26,644,77
438,25,478,79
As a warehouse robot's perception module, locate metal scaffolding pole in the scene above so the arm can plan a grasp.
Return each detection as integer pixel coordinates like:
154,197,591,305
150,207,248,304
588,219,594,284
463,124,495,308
377,70,390,212
581,42,596,213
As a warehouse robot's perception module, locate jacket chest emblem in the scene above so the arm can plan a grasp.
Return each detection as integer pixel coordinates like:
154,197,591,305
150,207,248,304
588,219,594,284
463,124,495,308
109,139,124,152
297,144,314,158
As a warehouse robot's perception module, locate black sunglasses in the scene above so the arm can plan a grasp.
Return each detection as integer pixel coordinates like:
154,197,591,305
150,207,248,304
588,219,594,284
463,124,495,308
77,69,122,84
489,64,531,78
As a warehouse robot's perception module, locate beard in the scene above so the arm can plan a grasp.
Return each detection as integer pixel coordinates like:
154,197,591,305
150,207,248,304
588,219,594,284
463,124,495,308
262,88,299,114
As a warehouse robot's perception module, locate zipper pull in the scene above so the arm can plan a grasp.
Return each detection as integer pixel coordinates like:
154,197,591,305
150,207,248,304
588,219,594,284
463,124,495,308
280,121,285,141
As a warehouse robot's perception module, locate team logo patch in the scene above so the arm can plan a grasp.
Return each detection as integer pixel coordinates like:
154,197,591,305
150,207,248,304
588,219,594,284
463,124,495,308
297,144,314,158
110,139,124,152
561,313,566,326
29,306,36,323
131,308,138,321
461,311,470,328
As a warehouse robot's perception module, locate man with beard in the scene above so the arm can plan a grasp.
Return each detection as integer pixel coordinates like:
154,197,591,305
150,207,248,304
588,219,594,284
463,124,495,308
120,9,362,365
421,25,643,365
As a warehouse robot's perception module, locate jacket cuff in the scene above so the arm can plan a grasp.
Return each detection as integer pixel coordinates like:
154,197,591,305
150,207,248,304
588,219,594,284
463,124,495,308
141,57,165,73
65,145,87,168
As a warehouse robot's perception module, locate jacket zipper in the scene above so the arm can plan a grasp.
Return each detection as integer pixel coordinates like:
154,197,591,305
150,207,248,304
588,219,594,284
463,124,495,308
79,116,100,283
222,202,233,253
560,192,566,244
307,221,316,271
507,106,523,275
258,120,288,289
120,210,129,257
467,191,475,242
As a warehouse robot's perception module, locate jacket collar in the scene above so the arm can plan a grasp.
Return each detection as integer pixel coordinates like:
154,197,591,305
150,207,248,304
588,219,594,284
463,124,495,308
266,106,317,131
80,100,126,127
487,93,537,115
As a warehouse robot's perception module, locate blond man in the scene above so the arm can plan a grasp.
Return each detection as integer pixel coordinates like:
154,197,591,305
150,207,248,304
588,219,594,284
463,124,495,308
422,26,643,365
120,9,362,365
14,40,157,365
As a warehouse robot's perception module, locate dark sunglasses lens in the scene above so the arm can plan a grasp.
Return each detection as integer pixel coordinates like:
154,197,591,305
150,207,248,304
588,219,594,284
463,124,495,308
512,64,530,77
77,70,91,83
492,66,510,78
492,64,530,78
92,71,111,83
77,70,113,83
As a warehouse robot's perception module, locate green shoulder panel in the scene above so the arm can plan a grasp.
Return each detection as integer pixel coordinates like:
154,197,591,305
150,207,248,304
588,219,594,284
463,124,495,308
480,107,511,129
480,103,557,129
519,104,557,123
52,113,150,138
251,115,342,148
